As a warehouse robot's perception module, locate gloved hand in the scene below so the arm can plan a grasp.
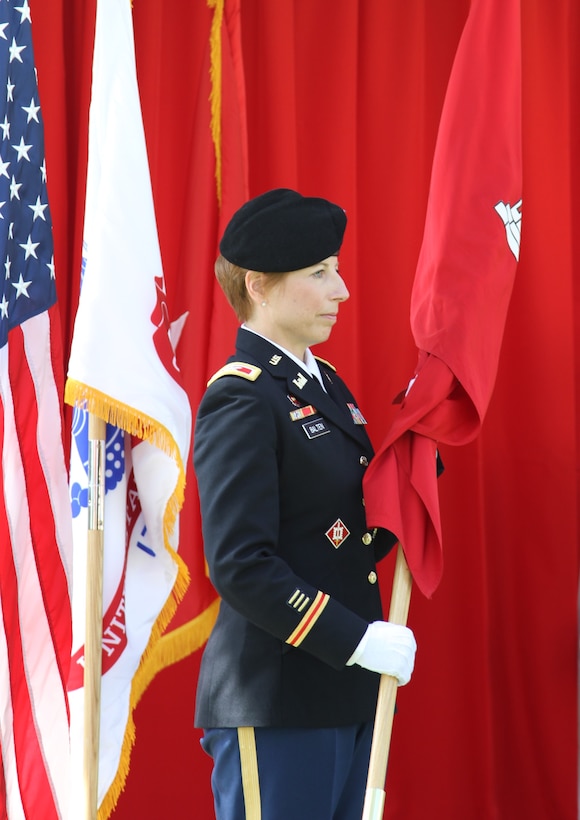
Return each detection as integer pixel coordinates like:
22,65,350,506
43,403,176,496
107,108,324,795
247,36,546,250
346,621,417,685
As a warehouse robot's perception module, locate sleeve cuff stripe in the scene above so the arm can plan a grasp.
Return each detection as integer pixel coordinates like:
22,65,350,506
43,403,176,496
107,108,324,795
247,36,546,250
286,591,330,647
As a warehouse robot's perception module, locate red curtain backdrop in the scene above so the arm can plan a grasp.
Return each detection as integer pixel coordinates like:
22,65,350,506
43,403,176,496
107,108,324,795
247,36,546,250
29,1,579,818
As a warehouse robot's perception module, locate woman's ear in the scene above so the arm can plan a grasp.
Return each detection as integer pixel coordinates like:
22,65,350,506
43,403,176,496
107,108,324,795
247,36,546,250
245,270,265,306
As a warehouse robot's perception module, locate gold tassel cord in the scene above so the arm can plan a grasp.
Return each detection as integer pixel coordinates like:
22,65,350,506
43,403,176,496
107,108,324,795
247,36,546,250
208,0,224,205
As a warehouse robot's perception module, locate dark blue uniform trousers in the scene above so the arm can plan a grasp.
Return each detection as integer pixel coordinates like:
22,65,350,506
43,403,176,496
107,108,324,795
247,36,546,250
201,722,374,820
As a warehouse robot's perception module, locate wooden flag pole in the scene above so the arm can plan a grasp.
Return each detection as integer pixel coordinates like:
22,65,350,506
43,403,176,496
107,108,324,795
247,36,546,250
362,545,413,820
83,413,107,820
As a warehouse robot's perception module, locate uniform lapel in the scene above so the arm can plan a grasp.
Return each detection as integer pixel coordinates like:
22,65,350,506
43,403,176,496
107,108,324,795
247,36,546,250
235,328,369,445
284,365,370,445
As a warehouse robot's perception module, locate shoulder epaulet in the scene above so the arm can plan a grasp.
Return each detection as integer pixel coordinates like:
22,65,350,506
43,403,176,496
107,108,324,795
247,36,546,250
207,361,262,387
314,356,336,372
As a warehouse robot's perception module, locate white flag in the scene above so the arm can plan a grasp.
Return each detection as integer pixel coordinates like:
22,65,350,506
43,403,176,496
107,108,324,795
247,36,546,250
65,0,192,814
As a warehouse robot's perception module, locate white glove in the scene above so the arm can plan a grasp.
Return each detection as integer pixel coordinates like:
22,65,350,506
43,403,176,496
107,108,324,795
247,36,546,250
346,621,417,685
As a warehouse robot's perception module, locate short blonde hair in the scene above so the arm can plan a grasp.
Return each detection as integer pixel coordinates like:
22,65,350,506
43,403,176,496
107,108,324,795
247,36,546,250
214,255,250,321
215,255,286,322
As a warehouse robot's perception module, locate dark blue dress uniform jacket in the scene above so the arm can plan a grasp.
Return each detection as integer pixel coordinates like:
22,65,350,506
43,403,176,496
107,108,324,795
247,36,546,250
193,328,396,729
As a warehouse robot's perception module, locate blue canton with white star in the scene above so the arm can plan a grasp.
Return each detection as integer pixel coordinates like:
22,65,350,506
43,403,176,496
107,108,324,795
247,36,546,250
0,0,56,350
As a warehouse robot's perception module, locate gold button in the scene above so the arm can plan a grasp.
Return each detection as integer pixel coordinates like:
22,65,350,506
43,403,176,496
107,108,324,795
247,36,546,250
359,455,369,467
368,571,378,584
362,532,373,546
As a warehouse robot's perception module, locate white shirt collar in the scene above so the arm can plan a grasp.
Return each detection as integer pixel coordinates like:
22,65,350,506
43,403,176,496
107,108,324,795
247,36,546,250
241,325,326,389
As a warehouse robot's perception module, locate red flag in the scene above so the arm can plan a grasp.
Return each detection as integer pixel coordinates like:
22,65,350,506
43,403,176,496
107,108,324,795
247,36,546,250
0,5,72,816
153,0,249,648
363,0,522,598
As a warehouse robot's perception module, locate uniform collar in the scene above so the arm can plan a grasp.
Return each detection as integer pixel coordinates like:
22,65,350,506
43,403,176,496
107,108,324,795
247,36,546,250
240,325,325,388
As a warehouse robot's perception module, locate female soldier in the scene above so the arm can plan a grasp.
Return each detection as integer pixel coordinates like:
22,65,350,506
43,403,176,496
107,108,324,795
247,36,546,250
193,189,416,820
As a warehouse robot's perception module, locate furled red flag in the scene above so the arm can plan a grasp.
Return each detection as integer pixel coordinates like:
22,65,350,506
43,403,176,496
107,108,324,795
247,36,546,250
64,0,191,815
363,0,523,598
0,3,73,818
149,0,249,656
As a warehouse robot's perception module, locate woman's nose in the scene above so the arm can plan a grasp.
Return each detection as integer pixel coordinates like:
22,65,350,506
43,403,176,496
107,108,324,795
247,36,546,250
334,273,350,302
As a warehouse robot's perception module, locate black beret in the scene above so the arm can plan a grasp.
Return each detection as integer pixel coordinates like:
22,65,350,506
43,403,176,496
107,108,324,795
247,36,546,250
219,188,347,273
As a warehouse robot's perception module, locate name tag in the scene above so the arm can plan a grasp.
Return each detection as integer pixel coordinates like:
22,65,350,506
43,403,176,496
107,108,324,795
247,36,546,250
302,418,330,439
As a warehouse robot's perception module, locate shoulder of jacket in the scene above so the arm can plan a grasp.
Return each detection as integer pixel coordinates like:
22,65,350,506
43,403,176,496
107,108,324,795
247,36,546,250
314,355,337,372
207,361,262,387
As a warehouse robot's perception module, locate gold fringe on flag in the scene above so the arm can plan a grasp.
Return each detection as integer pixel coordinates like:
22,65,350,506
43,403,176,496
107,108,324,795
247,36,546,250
98,600,220,819
97,599,220,820
208,0,224,205
65,378,201,819
65,379,185,540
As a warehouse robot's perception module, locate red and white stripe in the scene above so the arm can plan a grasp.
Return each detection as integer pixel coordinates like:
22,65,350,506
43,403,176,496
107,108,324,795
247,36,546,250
0,309,72,819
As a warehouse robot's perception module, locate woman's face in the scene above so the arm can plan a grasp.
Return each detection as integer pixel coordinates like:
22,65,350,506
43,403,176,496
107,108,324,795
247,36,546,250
248,256,349,360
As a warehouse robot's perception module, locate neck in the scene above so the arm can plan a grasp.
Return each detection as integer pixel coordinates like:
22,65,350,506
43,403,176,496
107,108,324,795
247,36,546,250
242,321,307,362
243,321,306,362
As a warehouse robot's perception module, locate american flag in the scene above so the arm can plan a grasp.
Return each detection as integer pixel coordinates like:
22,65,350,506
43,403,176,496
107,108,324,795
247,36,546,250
0,3,72,818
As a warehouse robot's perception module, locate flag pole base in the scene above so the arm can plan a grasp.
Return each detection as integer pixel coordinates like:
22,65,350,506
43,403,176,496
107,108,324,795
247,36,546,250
362,787,385,820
